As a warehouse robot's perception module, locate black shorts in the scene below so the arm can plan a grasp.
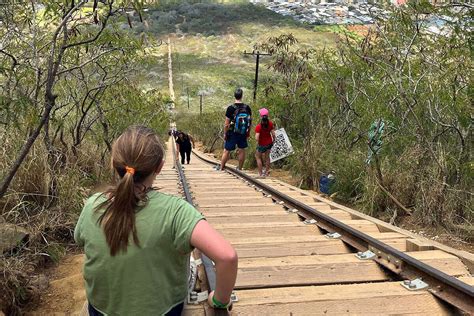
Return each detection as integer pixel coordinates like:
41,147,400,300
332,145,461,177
225,133,248,151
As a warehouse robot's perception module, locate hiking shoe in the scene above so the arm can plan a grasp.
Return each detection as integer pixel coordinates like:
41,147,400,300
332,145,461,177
213,165,221,171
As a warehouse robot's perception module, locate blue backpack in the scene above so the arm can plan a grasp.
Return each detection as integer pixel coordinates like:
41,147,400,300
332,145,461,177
232,104,250,135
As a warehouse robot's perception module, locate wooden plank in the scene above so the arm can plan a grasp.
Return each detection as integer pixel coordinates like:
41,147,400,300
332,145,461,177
338,220,380,234
263,178,474,270
191,189,257,195
322,211,352,220
212,221,307,230
231,282,450,315
192,191,263,198
306,210,352,220
235,254,389,288
207,214,301,224
204,210,286,218
232,238,406,258
189,184,251,190
458,276,474,286
220,226,320,240
194,196,271,204
186,175,240,180
233,240,351,258
406,239,435,251
299,204,333,211
189,180,247,186
382,238,408,252
408,250,470,276
185,174,236,179
198,205,287,214
196,202,278,208
228,232,408,246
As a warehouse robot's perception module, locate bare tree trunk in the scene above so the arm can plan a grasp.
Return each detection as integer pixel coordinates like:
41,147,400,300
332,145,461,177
0,97,55,198
0,1,115,198
43,117,62,206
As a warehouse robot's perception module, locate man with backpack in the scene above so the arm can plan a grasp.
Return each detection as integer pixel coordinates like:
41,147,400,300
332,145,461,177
215,88,252,171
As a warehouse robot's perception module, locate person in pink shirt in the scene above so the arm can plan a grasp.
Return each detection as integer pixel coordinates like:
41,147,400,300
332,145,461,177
255,108,275,177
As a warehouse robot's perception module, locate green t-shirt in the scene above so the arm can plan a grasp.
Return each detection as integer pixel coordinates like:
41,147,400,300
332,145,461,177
74,191,205,315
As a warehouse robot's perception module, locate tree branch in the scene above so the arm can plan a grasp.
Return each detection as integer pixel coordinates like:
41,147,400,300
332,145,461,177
56,48,119,76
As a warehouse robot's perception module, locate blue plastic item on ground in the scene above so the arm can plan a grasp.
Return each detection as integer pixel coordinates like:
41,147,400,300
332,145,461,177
319,173,335,194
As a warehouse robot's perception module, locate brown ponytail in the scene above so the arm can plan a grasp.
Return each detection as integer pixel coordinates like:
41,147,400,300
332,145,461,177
261,115,269,129
96,126,164,256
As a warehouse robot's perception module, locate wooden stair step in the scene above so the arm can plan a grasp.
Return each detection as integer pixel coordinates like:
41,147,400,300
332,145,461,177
194,196,270,204
233,240,351,258
408,250,470,276
207,214,301,224
220,226,320,240
198,205,287,214
228,232,407,245
231,282,450,315
236,254,389,288
196,202,278,208
204,210,286,218
212,221,309,230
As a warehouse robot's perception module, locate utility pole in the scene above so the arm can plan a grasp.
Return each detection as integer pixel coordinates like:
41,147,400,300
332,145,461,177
244,50,271,102
187,87,190,109
199,93,203,115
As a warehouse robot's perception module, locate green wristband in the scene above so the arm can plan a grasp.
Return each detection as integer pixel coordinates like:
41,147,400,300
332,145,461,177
212,295,230,309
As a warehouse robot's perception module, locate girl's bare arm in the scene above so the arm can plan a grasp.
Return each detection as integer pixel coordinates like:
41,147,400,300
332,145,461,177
190,220,238,304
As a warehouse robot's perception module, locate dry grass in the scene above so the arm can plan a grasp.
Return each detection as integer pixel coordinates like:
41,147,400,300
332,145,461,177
0,134,110,314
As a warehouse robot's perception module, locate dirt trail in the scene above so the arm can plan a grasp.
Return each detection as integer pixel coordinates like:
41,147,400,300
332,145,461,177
27,255,86,315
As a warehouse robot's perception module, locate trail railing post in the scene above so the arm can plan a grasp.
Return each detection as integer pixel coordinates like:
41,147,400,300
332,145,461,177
244,50,271,102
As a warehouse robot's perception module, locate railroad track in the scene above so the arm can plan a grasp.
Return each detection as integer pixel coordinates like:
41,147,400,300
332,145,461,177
170,141,474,315
31,138,473,315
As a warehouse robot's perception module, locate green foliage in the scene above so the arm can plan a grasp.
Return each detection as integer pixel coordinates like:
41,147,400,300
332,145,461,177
0,1,170,312
177,111,224,152
313,25,362,41
257,4,472,232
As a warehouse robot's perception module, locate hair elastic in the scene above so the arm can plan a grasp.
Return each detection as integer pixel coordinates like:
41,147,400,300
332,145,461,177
125,166,135,175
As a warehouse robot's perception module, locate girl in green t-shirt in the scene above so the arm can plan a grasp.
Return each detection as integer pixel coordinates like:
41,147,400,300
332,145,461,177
75,126,237,315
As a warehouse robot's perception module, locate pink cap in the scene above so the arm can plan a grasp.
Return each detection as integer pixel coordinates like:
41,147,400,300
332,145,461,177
258,108,269,117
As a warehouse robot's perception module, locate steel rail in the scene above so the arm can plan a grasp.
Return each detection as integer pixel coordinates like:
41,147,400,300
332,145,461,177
171,138,230,315
193,149,474,313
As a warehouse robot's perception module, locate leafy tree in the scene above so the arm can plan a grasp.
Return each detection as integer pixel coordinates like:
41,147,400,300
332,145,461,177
0,0,149,198
257,1,472,230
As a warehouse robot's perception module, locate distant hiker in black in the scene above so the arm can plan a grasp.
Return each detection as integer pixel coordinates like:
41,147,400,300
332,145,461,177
215,88,252,171
176,131,195,164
